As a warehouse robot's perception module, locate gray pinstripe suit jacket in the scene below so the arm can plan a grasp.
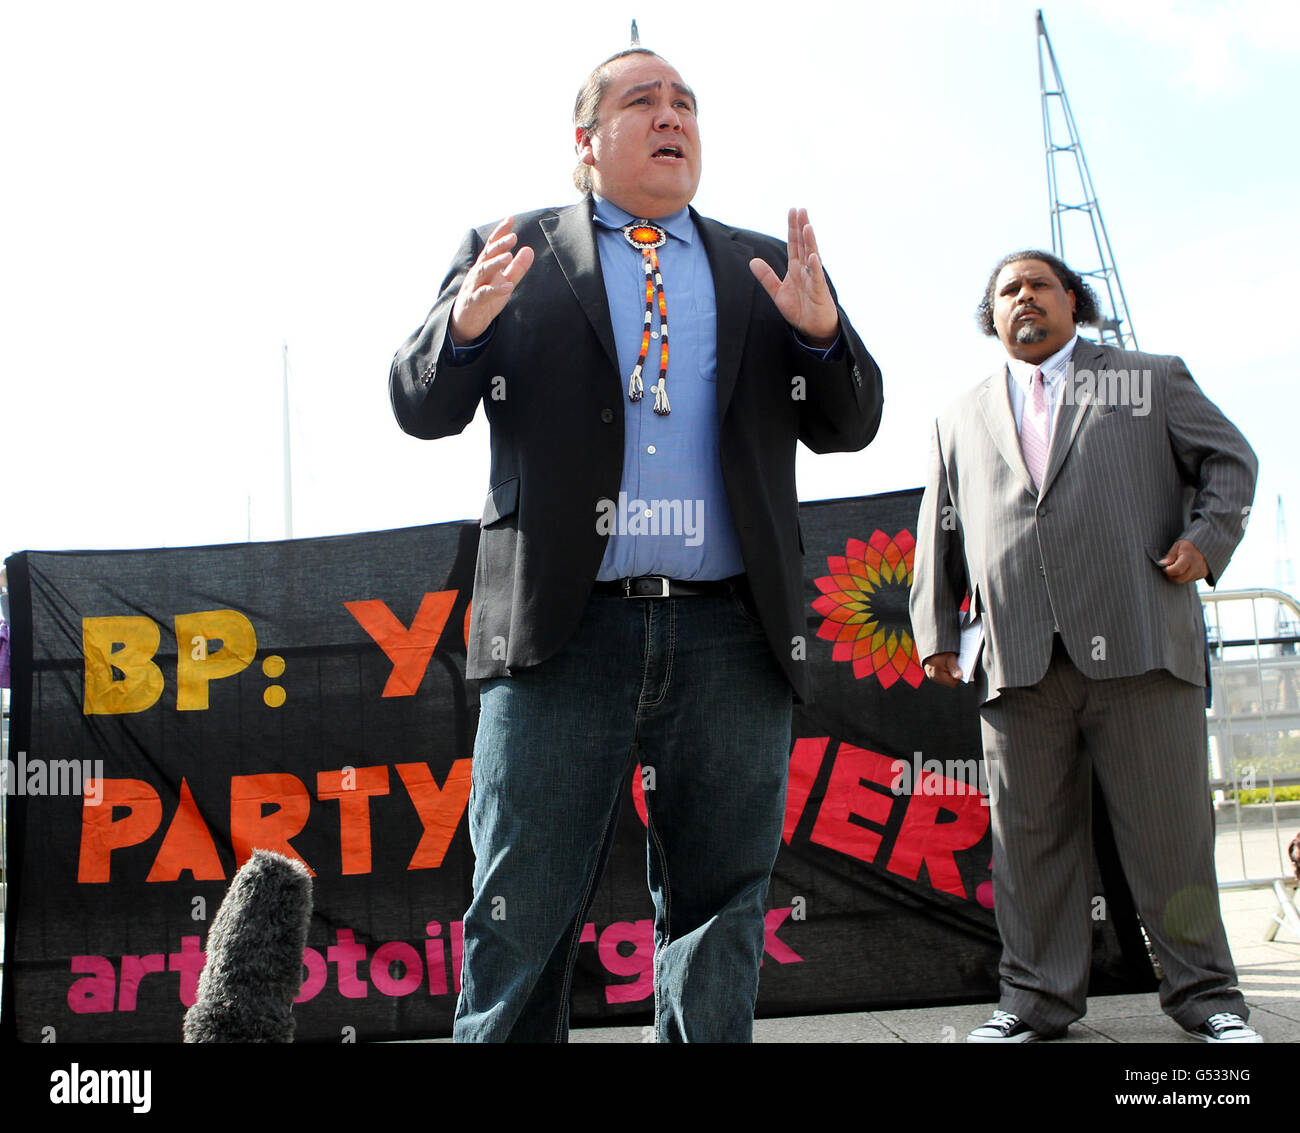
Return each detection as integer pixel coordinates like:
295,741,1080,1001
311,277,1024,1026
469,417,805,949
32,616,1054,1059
910,338,1257,700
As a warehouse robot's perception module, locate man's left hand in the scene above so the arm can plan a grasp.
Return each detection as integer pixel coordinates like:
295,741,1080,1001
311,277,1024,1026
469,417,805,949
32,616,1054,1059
1161,539,1209,584
750,208,840,347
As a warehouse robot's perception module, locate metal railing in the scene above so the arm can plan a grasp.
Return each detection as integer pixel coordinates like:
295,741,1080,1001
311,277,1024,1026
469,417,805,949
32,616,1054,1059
1201,587,1300,943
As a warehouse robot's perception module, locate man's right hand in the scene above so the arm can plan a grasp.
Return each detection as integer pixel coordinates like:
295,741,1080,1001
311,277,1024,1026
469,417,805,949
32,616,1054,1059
449,217,535,347
923,652,963,688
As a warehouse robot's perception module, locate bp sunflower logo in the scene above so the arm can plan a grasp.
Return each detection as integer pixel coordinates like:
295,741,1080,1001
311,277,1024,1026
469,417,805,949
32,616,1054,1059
811,531,924,689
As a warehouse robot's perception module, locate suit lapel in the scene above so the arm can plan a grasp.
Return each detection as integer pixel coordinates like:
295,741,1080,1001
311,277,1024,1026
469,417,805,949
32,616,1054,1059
1038,337,1103,498
978,366,1037,498
693,211,755,415
539,200,619,373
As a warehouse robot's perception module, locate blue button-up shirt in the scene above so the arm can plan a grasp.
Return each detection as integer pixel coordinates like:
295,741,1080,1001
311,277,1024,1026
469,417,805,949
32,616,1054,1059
591,195,744,580
449,199,840,581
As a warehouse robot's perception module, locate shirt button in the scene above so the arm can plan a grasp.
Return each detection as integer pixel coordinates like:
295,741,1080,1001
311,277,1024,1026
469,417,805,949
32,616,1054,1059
644,509,653,519
647,445,656,454
600,407,614,424
651,331,660,339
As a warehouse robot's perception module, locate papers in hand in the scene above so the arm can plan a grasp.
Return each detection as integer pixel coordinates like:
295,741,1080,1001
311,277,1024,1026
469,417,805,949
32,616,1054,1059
957,616,983,685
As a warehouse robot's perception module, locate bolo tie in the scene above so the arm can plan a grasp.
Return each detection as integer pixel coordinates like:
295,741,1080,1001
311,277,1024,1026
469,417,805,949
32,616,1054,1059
622,220,671,416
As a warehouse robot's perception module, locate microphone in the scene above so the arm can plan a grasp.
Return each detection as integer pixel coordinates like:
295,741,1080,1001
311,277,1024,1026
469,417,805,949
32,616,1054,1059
183,849,313,1043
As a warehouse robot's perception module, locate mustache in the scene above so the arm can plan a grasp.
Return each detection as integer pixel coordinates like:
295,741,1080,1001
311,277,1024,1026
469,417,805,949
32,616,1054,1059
1014,303,1045,318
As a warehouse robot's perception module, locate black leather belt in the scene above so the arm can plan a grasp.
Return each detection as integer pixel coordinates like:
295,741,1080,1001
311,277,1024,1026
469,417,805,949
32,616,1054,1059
593,574,745,599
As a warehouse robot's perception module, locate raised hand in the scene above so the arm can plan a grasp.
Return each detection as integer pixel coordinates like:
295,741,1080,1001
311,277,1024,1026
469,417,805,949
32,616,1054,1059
749,207,840,347
449,217,535,346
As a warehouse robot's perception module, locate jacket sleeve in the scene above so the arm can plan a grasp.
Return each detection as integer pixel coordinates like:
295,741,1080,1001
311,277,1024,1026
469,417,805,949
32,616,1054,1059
910,417,967,660
788,264,883,454
1163,356,1258,585
389,225,497,440
794,299,884,454
742,235,883,455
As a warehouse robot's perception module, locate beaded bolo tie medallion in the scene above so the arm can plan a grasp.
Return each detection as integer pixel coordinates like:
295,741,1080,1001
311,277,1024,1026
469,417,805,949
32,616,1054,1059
622,220,671,415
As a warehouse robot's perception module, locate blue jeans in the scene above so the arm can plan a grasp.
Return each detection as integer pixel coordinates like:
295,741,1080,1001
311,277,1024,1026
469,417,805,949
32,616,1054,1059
452,591,793,1042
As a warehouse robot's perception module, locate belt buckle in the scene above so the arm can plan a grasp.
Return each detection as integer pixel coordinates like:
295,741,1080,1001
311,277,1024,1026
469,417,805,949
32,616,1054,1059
624,576,670,598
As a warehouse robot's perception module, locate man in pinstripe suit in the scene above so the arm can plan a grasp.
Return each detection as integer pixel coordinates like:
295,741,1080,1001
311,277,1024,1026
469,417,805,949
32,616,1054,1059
910,250,1260,1043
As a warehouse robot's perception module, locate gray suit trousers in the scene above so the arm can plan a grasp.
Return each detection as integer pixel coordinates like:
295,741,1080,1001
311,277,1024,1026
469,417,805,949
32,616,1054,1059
979,639,1246,1034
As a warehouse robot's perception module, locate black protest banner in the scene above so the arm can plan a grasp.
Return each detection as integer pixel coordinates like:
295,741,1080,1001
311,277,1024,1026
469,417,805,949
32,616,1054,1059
1,491,1154,1041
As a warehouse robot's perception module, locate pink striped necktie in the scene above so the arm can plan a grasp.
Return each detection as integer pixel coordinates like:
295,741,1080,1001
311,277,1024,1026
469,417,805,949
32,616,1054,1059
1020,367,1049,490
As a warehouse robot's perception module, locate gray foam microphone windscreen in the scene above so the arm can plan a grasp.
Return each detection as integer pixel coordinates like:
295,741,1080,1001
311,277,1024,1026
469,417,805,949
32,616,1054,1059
183,849,313,1042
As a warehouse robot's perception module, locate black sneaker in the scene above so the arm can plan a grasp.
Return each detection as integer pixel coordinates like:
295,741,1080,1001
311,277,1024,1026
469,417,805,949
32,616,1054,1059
1185,1013,1262,1043
967,1010,1041,1043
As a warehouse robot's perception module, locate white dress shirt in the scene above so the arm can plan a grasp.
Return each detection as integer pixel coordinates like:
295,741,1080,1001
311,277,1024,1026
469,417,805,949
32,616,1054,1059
1006,334,1077,441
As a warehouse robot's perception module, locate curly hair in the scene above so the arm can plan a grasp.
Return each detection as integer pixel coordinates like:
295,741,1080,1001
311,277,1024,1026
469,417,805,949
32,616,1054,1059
975,249,1101,336
572,47,688,195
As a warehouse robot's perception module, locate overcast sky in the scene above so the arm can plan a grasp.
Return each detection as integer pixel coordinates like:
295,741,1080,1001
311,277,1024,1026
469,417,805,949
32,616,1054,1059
3,0,1297,596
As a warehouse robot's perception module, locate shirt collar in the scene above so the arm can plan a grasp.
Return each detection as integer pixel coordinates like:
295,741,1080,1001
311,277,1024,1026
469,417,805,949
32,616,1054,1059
1007,333,1078,392
591,194,695,246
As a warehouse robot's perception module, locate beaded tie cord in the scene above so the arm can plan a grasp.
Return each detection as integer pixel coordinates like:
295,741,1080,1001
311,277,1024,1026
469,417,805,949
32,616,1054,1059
622,221,671,415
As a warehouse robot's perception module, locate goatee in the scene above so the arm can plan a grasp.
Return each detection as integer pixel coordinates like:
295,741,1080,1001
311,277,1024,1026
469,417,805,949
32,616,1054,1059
1015,324,1049,344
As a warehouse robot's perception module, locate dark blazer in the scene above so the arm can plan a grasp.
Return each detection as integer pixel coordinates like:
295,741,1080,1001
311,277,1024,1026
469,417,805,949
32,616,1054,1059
390,198,883,702
909,338,1257,698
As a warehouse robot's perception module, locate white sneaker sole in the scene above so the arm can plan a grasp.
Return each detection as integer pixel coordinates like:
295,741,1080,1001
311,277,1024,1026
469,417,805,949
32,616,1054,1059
966,1030,1041,1043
